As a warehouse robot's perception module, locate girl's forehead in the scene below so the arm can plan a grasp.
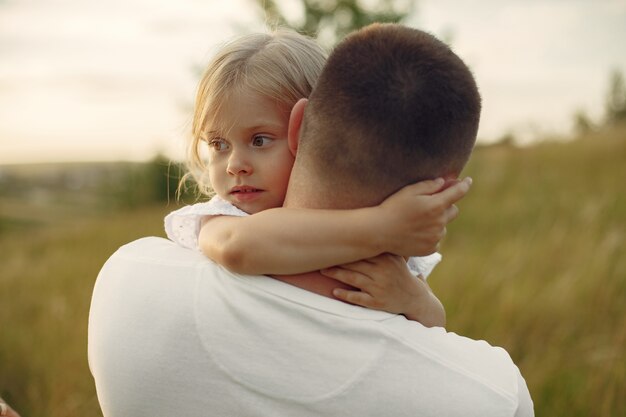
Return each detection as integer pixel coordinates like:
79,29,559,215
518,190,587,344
207,88,291,134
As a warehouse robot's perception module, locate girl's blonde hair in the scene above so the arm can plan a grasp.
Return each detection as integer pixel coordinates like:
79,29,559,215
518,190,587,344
183,29,327,197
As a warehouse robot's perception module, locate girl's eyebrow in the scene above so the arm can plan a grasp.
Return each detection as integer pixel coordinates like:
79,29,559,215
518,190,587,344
203,121,285,139
202,131,221,140
245,122,285,132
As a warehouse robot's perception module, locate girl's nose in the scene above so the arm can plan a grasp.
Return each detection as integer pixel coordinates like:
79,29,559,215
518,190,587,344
227,151,253,176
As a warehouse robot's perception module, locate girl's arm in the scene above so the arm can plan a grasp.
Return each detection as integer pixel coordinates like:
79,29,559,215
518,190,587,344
199,178,470,275
320,253,445,327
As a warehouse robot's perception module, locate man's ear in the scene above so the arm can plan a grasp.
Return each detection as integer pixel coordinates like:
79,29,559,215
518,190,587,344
288,98,307,156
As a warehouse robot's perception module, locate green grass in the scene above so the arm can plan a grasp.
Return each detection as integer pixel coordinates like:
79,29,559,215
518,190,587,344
435,129,625,416
0,206,174,416
1,128,624,416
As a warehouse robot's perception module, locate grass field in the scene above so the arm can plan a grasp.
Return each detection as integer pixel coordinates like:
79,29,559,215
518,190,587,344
0,128,624,416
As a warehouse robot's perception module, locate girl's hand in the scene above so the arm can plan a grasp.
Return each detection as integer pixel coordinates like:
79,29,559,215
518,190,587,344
377,177,472,257
320,254,445,327
0,397,21,417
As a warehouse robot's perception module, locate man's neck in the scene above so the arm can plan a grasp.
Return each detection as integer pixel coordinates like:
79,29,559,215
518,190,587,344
278,170,357,298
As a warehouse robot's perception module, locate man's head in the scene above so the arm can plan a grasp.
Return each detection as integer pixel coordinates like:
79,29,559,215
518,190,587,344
286,23,481,209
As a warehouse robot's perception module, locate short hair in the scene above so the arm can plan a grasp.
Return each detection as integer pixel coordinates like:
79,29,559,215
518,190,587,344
298,23,481,204
185,29,327,196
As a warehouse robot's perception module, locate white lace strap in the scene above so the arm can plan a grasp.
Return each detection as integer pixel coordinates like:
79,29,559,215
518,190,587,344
164,196,248,250
407,252,442,280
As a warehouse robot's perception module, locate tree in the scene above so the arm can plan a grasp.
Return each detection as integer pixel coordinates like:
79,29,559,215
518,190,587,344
605,69,626,125
252,0,414,48
573,109,595,136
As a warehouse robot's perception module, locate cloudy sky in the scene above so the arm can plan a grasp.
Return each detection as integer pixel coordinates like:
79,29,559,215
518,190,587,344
1,0,625,164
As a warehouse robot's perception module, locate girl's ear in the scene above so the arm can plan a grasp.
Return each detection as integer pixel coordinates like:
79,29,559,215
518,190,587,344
288,98,307,156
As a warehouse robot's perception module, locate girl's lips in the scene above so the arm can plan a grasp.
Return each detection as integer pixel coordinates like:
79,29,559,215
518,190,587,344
230,187,264,202
230,186,263,194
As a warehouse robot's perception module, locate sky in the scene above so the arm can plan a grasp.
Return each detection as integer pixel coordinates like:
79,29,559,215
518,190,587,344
1,0,625,164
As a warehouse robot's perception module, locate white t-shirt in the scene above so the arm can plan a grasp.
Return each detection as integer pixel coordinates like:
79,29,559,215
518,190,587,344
164,195,442,278
88,237,533,417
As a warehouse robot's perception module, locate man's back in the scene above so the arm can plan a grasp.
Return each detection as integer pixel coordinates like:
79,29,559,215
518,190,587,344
88,237,532,416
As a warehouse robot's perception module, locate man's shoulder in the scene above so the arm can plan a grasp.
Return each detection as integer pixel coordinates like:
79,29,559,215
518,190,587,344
92,237,223,325
95,237,220,294
383,318,524,403
111,236,209,266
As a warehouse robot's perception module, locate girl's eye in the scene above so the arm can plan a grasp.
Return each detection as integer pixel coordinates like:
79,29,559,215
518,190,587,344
208,139,229,151
251,136,273,147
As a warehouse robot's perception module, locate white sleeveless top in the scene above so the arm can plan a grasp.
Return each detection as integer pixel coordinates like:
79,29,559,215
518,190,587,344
164,195,442,278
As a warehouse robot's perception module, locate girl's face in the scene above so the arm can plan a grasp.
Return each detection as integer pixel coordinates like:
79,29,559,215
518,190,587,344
206,89,296,214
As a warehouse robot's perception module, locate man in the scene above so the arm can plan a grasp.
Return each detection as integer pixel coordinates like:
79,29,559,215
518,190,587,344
89,24,533,416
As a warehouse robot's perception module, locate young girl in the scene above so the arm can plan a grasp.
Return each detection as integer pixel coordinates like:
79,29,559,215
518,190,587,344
165,30,470,327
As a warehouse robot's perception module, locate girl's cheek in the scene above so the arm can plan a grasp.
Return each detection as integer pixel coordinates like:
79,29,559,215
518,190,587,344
208,154,224,168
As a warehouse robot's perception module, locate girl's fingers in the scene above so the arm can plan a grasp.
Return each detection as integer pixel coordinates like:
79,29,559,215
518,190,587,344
403,178,445,195
433,177,472,207
321,267,371,289
332,288,376,308
444,204,459,222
